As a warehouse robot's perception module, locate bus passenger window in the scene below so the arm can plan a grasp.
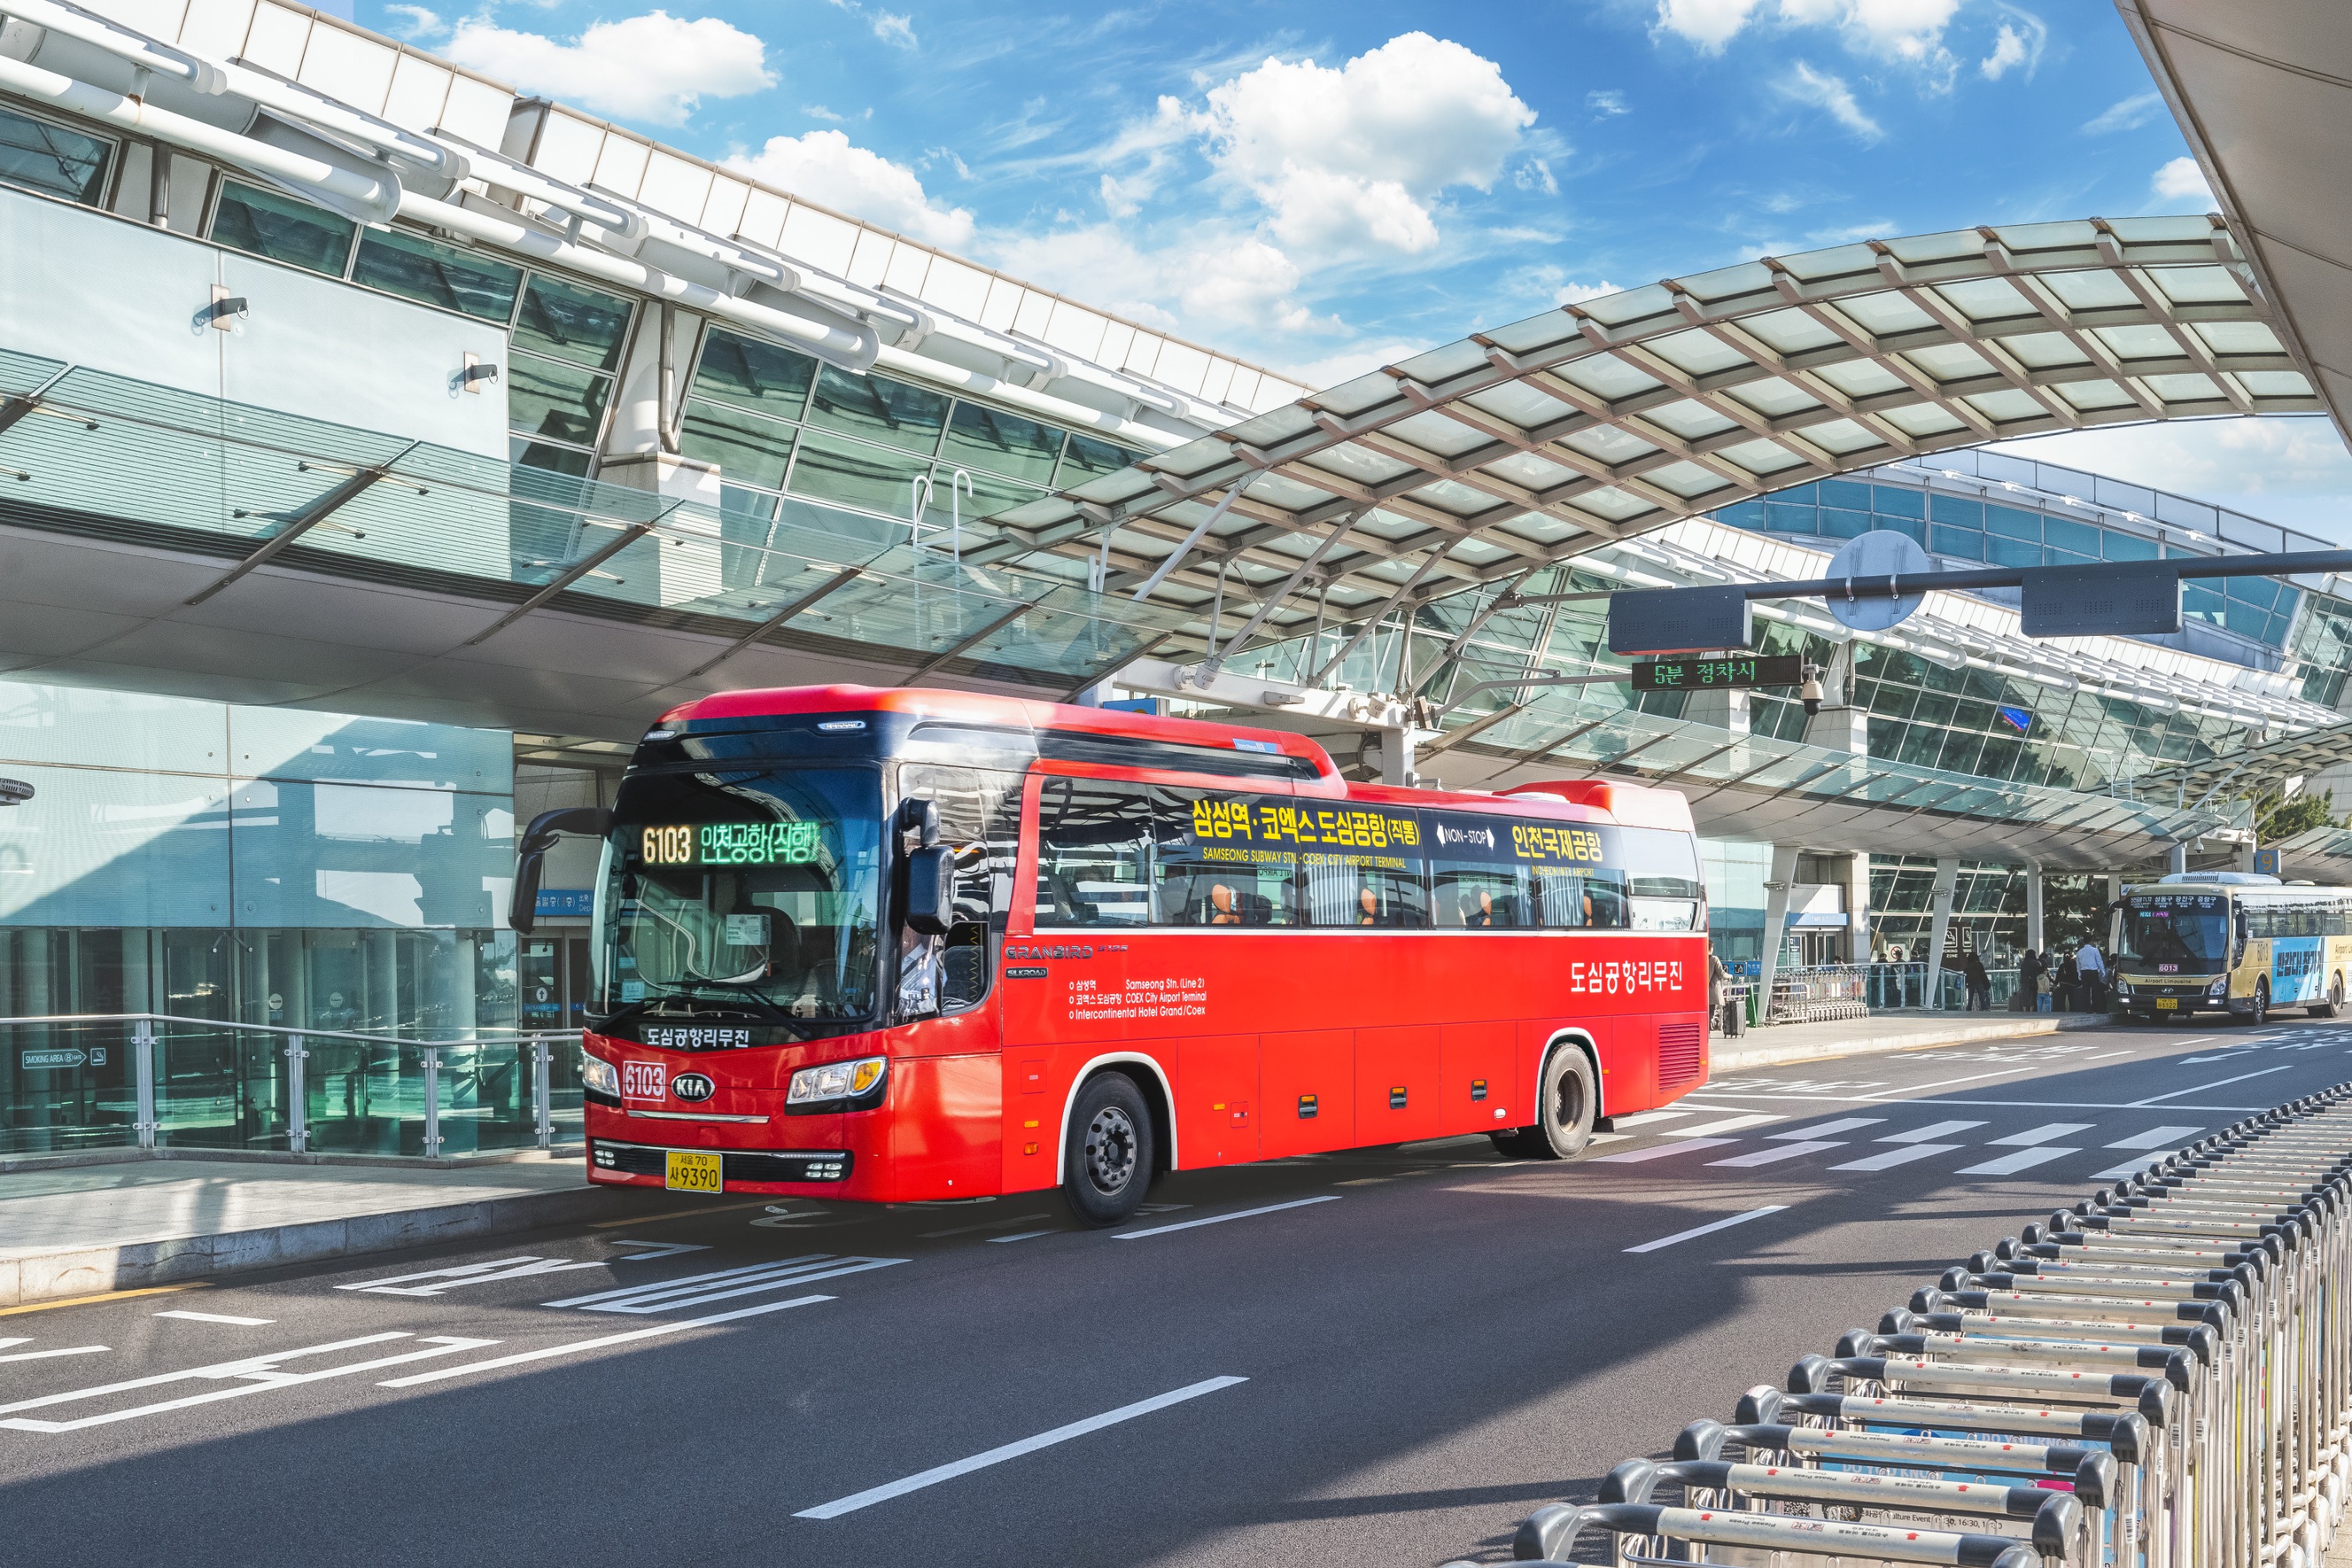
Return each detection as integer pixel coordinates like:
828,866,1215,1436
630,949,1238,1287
1623,828,1704,931
1424,810,1533,928
1153,787,1298,926
1035,778,1154,927
1295,804,1426,927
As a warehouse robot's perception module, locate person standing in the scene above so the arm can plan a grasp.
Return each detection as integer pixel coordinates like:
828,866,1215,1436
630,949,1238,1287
2017,947,2043,1012
1708,949,1731,1036
2075,937,2107,1011
2054,949,2081,1011
1962,949,1991,1011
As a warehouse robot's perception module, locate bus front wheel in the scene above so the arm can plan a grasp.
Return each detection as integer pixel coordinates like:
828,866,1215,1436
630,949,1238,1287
1494,1047,1599,1160
2248,978,2270,1026
1061,1072,1155,1226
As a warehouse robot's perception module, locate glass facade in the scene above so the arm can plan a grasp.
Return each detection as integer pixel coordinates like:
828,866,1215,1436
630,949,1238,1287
0,103,111,206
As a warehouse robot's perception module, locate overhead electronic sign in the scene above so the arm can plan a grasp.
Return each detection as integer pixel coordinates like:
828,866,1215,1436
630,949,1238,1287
1629,654,1803,692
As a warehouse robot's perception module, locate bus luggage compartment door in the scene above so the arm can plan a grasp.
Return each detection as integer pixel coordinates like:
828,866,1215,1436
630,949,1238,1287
1262,1029,1352,1157
1177,1033,1259,1167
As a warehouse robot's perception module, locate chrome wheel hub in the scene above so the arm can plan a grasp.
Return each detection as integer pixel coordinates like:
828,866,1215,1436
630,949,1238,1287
1083,1105,1138,1193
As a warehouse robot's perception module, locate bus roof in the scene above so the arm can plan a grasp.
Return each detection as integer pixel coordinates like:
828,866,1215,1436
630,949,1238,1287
658,685,1696,831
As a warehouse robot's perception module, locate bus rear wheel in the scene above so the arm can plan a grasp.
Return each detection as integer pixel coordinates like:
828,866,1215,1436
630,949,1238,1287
1493,1047,1599,1160
1061,1072,1154,1226
2315,975,2344,1019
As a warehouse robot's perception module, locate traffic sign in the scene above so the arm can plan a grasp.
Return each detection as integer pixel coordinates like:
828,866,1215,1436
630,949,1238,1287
1824,530,1931,631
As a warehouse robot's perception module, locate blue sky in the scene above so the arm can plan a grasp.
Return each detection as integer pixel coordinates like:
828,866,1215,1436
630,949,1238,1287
359,0,2352,535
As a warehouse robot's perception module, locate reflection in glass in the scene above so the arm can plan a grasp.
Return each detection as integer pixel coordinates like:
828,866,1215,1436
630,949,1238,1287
210,182,356,277
0,105,111,204
352,227,522,321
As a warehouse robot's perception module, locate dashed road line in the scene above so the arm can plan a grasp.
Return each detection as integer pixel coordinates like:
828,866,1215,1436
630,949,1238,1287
1831,1144,1962,1172
543,1255,906,1313
1958,1145,2081,1177
379,1297,832,1389
2,1333,499,1432
1989,1122,2095,1146
154,1312,273,1327
1879,1120,1987,1143
1590,1138,1738,1163
1113,1196,1339,1240
1706,1141,1845,1168
1624,1206,1788,1254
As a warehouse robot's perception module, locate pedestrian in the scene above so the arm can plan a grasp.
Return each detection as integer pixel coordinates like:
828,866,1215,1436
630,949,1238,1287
2055,950,2081,1011
2075,937,2107,1011
1708,949,1730,1036
1962,949,1991,1011
2016,946,2042,1012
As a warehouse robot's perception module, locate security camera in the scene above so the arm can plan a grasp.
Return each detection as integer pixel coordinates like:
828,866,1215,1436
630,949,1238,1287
1799,663,1824,717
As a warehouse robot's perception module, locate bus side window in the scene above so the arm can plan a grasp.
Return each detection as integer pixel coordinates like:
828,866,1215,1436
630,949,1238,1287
1034,777,1154,927
1624,828,1703,931
901,764,1021,1011
1152,787,1298,926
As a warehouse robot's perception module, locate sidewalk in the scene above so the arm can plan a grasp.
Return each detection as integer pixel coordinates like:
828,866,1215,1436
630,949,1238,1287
0,1153,655,1309
1714,1009,2114,1073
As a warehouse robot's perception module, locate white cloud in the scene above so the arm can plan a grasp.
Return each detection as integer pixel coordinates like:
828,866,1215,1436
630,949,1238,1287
2082,91,2162,134
384,4,443,39
1655,0,1765,51
802,103,845,122
729,131,975,247
1514,158,1559,196
1175,33,1537,260
1279,340,1434,392
1781,61,1882,143
988,223,1318,335
2152,155,2214,207
444,11,775,127
1588,89,1630,116
1980,24,2026,78
823,0,917,49
1555,280,1621,305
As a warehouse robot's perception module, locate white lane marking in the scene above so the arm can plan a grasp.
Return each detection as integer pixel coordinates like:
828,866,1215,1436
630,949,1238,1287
1664,1114,1785,1138
987,1230,1059,1245
1,1334,498,1432
1613,1110,1693,1128
340,1243,713,1295
0,1345,108,1365
1624,1205,1788,1254
1706,1141,1846,1168
1833,1144,1963,1172
2129,1065,2290,1106
792,1376,1249,1519
2078,1051,2133,1062
543,1256,905,1313
2089,1158,2156,1180
2106,1124,2205,1150
2179,1054,2238,1065
1588,1132,1631,1145
1589,1138,1739,1163
379,1297,829,1389
1878,1120,1987,1143
1958,1145,2082,1177
1771,1118,1884,1140
0,1339,24,1352
1113,1196,1339,1240
1990,1122,2096,1147
154,1311,274,1326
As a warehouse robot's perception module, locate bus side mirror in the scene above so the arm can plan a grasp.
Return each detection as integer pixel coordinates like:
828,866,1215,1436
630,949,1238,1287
906,844,954,937
513,807,611,935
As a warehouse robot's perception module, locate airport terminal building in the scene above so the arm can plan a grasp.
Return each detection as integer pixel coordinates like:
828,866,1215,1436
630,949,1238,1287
3,0,2350,1152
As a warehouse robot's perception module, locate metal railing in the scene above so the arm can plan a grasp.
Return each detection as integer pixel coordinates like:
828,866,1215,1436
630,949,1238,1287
1452,1083,2352,1568
0,1012,583,1161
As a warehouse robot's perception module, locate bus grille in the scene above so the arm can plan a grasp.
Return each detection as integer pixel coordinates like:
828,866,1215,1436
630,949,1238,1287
1657,1022,1705,1087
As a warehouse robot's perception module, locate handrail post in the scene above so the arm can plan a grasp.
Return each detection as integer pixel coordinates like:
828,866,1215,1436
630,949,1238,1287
133,1018,157,1149
422,1045,441,1159
533,1037,552,1149
285,1033,308,1154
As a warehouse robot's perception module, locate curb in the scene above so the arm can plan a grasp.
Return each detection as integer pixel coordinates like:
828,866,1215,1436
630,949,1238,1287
1711,1013,2114,1074
0,1182,669,1308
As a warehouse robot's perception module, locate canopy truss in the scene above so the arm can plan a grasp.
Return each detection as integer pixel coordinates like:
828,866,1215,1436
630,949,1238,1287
989,215,2318,668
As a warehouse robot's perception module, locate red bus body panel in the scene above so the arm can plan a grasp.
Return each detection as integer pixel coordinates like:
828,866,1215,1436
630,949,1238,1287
581,686,1708,1202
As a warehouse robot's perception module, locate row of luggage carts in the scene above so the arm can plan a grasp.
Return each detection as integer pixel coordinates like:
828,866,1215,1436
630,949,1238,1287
1449,1086,2352,1567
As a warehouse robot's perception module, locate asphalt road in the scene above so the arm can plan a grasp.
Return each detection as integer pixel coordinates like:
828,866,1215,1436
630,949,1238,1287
2,1017,2344,1567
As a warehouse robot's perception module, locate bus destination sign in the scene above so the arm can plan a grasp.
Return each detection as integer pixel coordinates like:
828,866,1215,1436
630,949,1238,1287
1631,654,1803,692
640,822,822,866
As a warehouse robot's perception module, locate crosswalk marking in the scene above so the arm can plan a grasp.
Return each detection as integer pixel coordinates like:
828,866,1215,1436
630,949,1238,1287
0,1343,107,1365
1613,1109,1693,1128
543,1254,906,1314
0,1333,498,1433
2088,1158,2156,1181
1879,1120,1987,1143
1665,1114,1785,1138
1832,1143,1962,1172
1590,1138,1738,1163
1958,1145,2081,1176
2105,1124,2204,1150
1707,1140,1846,1168
1990,1122,2095,1147
1772,1118,1883,1140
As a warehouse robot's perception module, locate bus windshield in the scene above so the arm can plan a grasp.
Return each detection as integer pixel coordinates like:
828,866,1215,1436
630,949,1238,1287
597,767,882,1025
2118,895,2231,974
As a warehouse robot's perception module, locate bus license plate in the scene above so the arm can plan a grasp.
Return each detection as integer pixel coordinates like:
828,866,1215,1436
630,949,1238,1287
2155,998,2178,1010
665,1149,724,1192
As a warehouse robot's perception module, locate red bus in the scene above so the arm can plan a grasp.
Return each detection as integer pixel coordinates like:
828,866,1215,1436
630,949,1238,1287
514,685,1711,1224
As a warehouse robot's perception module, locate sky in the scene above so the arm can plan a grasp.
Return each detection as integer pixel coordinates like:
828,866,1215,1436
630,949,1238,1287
355,0,2352,538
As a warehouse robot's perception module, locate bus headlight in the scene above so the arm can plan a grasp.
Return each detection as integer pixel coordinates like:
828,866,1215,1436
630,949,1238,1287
2113,979,2131,998
581,1053,620,1097
2208,977,2229,996
787,1056,887,1104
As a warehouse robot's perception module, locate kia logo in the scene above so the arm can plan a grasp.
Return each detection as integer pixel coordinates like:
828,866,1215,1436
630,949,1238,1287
672,1073,716,1102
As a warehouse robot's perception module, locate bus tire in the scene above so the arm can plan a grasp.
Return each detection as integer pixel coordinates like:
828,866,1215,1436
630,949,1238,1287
1533,1046,1599,1159
2316,975,2343,1019
1061,1071,1154,1226
2249,978,2269,1027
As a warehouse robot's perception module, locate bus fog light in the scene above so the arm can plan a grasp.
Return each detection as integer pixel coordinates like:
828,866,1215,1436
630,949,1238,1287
788,1055,887,1103
581,1053,619,1097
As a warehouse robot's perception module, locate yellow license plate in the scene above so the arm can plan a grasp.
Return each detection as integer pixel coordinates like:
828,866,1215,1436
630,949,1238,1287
665,1149,724,1192
2154,998,2178,1010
